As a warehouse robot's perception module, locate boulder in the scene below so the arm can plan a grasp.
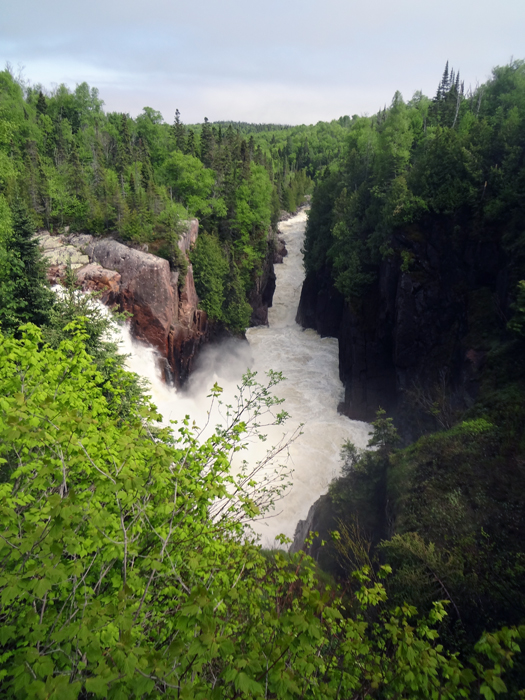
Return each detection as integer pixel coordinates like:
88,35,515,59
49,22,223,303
36,233,90,269
37,233,65,251
274,237,288,264
67,233,94,251
42,245,89,268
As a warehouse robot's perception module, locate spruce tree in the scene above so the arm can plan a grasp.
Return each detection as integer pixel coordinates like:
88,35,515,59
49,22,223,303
0,199,54,333
200,117,215,169
185,129,196,157
441,60,450,94
173,109,186,152
36,90,47,116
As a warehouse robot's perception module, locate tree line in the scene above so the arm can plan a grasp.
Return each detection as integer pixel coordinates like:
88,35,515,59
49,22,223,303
0,70,314,332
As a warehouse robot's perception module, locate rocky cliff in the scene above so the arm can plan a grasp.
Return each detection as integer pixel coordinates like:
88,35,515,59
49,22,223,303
248,235,277,326
297,218,509,439
39,220,211,386
40,218,279,385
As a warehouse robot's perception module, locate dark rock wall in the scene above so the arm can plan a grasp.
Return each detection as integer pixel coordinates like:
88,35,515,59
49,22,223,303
296,219,509,435
249,236,277,327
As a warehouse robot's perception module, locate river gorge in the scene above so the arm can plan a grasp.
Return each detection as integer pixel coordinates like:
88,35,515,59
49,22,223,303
113,210,371,547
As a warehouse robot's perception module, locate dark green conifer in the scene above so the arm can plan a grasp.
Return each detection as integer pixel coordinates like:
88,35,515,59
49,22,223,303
116,114,133,173
441,60,450,93
173,109,186,152
200,117,215,169
36,90,47,116
185,129,196,157
0,200,54,333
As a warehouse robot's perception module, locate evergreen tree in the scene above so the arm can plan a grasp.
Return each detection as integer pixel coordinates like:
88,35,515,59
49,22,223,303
441,60,450,93
36,90,47,116
200,117,215,169
185,128,196,157
116,114,133,173
0,199,54,333
172,108,186,152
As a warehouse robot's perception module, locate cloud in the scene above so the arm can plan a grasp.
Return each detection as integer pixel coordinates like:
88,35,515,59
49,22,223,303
2,0,524,124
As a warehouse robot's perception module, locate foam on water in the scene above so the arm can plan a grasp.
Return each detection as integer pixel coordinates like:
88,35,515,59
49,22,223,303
113,210,371,546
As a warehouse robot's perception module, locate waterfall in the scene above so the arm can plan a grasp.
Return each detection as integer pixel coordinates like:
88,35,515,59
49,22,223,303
114,210,371,547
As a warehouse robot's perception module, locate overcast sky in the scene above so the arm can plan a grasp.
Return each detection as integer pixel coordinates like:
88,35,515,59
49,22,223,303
2,0,523,125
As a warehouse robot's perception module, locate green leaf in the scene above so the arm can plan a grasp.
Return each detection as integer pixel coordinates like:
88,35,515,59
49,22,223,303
86,675,109,697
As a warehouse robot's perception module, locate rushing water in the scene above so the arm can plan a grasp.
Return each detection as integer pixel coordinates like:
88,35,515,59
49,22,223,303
114,210,371,547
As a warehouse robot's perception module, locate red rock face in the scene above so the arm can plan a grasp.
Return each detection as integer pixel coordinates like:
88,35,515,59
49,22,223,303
179,265,199,324
88,240,177,356
177,218,199,255
42,224,211,387
76,263,121,304
84,232,211,386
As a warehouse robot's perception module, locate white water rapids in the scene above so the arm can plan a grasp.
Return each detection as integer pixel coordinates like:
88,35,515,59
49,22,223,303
113,210,371,547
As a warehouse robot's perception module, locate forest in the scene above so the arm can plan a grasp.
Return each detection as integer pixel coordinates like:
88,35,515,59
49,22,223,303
300,59,525,695
1,60,525,698
0,71,321,332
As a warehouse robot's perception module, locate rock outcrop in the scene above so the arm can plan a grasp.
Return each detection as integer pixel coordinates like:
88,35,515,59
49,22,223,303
249,236,277,326
40,216,278,384
87,239,177,355
289,494,338,568
75,263,121,304
273,237,288,264
38,220,210,387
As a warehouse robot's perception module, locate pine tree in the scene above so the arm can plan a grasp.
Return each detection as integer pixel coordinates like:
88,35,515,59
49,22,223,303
116,114,133,173
441,60,450,94
240,139,250,179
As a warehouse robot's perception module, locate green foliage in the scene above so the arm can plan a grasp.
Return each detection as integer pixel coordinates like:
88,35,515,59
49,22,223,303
368,407,401,452
303,59,525,304
222,261,254,333
0,68,324,334
160,150,218,217
328,396,525,660
191,232,229,320
41,276,146,417
0,197,54,333
0,330,523,698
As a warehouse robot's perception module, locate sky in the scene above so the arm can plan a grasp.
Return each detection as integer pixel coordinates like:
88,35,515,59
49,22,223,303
1,0,524,126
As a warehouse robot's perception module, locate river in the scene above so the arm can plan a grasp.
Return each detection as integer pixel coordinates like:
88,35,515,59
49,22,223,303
115,209,371,547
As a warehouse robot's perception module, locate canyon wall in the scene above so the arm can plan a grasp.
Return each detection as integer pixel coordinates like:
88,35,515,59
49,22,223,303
40,220,212,385
296,219,509,440
40,218,278,386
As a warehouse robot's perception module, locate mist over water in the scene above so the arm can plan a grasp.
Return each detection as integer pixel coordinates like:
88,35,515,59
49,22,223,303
115,210,371,546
